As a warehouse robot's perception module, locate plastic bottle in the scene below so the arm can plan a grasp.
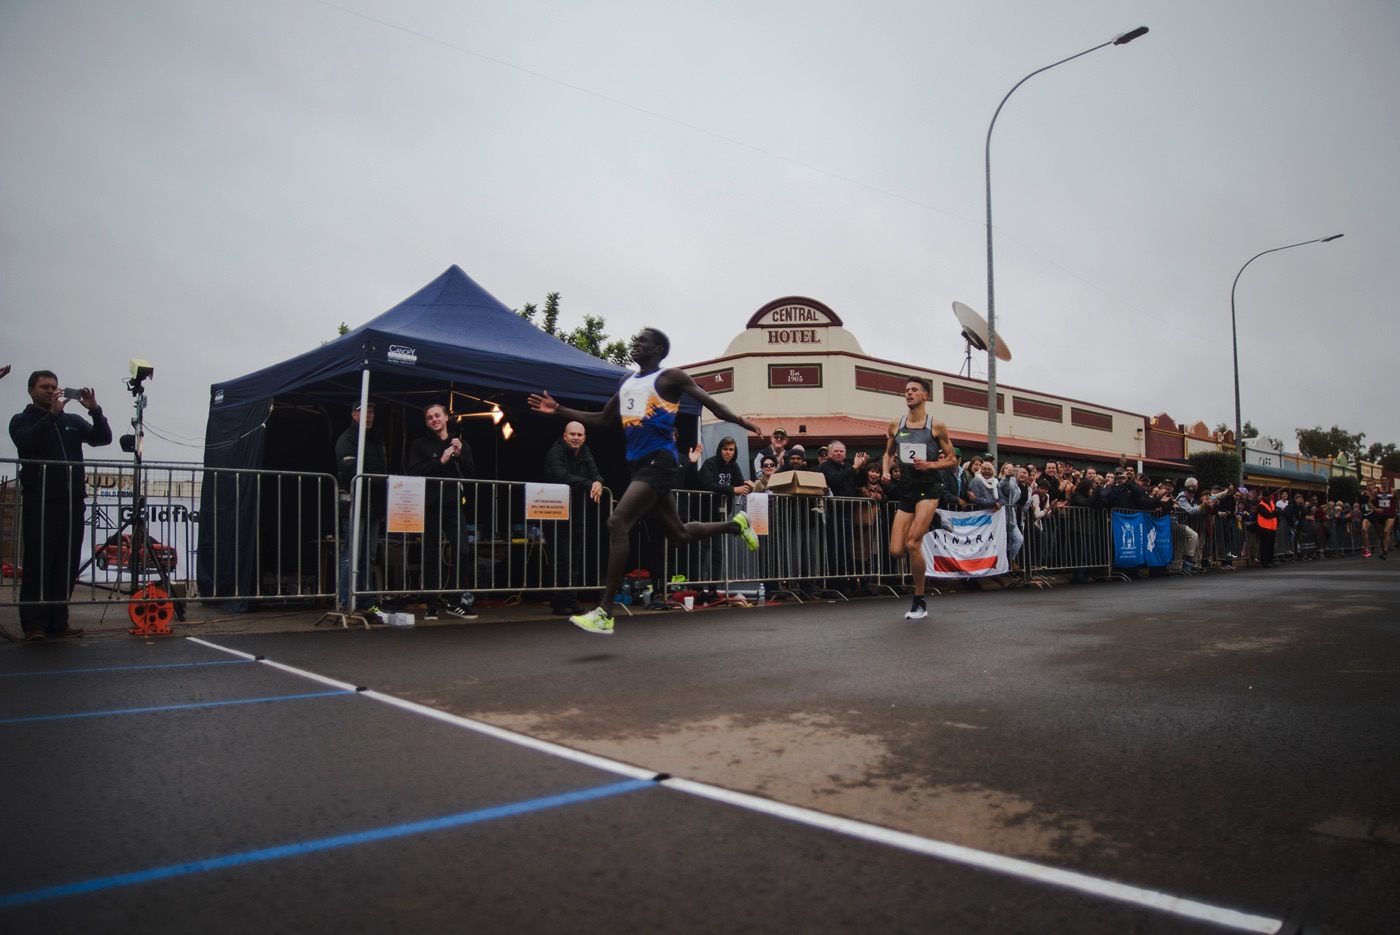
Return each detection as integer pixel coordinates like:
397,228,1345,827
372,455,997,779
640,584,653,608
757,582,766,607
619,579,632,606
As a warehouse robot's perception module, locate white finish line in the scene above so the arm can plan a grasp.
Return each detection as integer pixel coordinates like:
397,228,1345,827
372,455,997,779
189,637,1283,933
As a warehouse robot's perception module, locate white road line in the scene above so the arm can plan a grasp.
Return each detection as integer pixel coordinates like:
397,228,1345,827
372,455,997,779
663,778,1283,934
186,637,1284,933
360,691,658,782
187,637,655,781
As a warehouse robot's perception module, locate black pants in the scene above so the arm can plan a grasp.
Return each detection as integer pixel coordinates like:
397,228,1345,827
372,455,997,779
1257,527,1277,566
19,497,84,636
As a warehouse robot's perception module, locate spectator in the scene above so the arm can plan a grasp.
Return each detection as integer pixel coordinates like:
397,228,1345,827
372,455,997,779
9,372,111,640
819,441,867,584
818,440,867,498
750,456,779,493
1173,477,1203,573
1252,489,1279,567
407,402,479,620
854,465,885,571
698,435,752,515
336,402,387,612
882,462,903,500
543,420,604,616
784,445,808,471
1001,464,1027,571
752,427,789,478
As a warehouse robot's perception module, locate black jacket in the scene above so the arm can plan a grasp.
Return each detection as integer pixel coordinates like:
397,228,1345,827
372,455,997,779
9,403,112,500
819,458,861,498
336,424,388,518
407,433,475,506
543,438,602,500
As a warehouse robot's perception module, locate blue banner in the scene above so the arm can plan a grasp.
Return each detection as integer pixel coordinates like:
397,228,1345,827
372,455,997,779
1112,512,1144,567
1145,515,1174,567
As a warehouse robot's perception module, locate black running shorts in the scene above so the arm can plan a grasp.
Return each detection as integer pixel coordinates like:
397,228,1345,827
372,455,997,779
629,447,679,496
897,480,943,514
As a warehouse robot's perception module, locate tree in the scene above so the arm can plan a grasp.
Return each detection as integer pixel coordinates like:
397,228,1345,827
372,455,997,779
515,292,633,367
1262,436,1285,453
1187,450,1241,490
1296,425,1365,462
1213,420,1259,440
1365,441,1399,468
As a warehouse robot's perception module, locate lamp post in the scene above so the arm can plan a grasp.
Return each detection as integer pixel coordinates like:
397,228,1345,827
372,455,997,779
1230,234,1343,486
984,26,1148,464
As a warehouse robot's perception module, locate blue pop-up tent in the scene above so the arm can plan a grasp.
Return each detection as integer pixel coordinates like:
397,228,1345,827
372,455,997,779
198,265,632,603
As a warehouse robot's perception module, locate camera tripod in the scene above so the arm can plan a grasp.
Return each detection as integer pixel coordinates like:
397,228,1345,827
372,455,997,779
78,375,186,632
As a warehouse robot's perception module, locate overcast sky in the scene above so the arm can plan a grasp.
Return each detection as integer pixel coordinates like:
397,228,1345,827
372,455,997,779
3,0,1396,466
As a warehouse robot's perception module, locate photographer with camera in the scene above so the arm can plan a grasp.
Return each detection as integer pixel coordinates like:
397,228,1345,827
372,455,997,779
9,371,111,640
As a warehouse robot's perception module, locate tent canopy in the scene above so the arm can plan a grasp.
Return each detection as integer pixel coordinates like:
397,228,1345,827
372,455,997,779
210,265,629,412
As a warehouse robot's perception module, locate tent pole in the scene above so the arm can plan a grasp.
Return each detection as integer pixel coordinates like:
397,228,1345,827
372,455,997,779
348,368,371,611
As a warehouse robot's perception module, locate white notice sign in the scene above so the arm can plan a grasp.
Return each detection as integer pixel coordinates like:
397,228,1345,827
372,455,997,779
745,493,769,535
386,475,426,533
525,483,571,521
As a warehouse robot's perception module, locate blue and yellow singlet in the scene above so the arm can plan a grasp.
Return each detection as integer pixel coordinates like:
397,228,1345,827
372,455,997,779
618,370,679,462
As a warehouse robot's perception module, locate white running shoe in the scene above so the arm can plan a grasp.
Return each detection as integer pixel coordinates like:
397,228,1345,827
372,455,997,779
904,600,928,621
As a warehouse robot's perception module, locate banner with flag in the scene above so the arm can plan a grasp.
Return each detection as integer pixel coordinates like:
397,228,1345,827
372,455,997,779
1145,514,1174,568
1113,511,1174,568
921,508,1007,578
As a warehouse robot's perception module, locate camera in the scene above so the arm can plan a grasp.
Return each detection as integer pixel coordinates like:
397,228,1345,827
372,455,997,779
129,359,154,382
62,387,83,401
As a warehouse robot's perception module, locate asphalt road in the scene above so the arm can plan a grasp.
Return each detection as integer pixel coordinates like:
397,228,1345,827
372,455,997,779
3,559,1396,933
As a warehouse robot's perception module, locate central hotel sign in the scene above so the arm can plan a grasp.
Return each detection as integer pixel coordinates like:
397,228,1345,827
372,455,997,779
746,297,843,348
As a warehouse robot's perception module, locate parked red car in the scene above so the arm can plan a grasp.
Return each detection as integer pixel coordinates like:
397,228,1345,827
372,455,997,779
96,534,178,572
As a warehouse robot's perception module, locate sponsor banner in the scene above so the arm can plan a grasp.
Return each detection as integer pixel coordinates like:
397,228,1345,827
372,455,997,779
922,508,1007,578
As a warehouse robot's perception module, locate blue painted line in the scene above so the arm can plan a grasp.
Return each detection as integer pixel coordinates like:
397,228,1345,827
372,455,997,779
0,690,351,725
0,659,254,679
0,778,654,908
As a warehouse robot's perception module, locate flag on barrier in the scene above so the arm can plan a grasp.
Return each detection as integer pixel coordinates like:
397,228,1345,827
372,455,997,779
922,509,1007,578
1146,514,1174,568
1113,512,1174,568
1113,512,1144,566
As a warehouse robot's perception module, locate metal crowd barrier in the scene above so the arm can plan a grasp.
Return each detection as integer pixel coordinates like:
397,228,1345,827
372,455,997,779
2,459,222,615
344,474,614,608
624,491,907,603
1017,505,1114,582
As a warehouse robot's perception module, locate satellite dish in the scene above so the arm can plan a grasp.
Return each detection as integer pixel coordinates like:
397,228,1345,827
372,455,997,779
952,301,1011,362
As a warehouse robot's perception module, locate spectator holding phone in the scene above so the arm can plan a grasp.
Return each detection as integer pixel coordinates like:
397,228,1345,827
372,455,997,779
9,371,111,640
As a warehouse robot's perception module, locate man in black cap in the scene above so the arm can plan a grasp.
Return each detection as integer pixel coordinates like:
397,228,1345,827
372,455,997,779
753,426,790,478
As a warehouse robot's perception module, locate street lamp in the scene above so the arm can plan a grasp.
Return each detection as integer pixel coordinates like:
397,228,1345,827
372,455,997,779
1230,233,1343,485
984,26,1148,463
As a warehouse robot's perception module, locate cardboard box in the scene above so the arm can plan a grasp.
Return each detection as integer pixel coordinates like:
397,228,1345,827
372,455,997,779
766,470,828,496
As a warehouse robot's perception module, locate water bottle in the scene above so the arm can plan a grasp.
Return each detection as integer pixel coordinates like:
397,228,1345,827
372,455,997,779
619,579,632,606
640,585,653,608
757,582,766,607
